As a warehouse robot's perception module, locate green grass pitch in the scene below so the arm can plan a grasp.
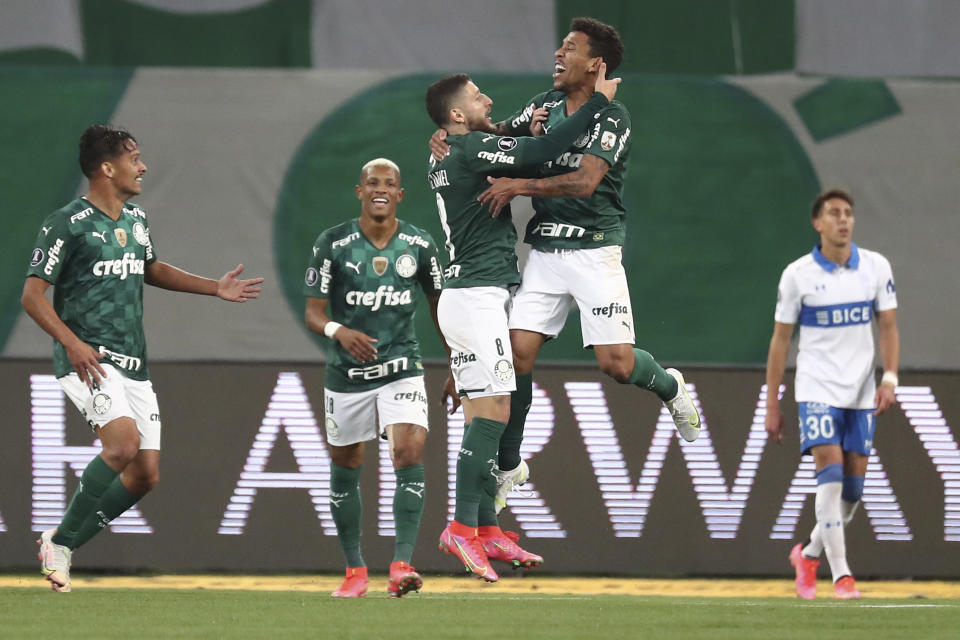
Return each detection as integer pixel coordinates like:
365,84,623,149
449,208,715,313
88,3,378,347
2,588,958,639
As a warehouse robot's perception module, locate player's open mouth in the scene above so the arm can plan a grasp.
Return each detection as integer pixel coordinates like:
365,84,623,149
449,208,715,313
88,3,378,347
553,63,566,78
372,197,388,204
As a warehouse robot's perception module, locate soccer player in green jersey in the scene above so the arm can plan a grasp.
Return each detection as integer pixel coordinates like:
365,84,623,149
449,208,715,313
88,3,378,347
304,158,455,598
433,17,702,514
23,125,263,592
425,68,620,581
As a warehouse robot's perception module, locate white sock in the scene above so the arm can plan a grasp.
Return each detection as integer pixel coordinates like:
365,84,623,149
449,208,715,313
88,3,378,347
813,482,851,581
803,499,859,558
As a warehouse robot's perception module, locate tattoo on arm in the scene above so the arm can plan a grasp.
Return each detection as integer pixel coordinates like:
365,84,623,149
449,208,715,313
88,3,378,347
522,155,609,198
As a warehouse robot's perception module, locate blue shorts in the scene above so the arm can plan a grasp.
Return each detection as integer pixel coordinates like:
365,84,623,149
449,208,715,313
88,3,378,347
797,402,875,456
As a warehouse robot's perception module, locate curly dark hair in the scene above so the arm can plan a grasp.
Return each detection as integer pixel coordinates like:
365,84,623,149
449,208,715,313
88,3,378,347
78,125,137,178
571,17,625,74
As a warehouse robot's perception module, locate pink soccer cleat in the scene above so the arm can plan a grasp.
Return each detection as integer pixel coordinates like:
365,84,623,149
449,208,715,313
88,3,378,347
387,560,423,598
331,566,368,598
438,523,498,582
38,529,72,593
834,575,862,600
479,528,543,569
789,543,819,600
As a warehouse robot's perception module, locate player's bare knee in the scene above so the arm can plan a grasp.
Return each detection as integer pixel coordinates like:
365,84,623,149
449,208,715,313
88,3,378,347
100,442,139,470
599,359,632,383
391,444,423,468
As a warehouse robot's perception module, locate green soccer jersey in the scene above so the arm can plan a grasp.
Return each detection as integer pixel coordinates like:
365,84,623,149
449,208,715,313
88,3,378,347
26,197,158,381
506,90,632,250
428,92,610,289
304,218,444,393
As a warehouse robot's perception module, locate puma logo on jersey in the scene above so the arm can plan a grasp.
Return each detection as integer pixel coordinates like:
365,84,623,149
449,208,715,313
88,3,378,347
345,261,361,274
312,247,319,256
606,117,621,127
482,136,495,143
542,125,552,134
41,226,51,236
91,231,108,243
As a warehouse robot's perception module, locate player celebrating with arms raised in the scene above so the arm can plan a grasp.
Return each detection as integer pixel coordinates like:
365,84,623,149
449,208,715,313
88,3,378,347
425,67,619,581
432,17,701,514
24,125,263,592
765,189,900,599
304,158,453,598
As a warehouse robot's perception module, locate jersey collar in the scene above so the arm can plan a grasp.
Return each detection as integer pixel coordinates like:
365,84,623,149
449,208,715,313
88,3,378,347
812,243,860,272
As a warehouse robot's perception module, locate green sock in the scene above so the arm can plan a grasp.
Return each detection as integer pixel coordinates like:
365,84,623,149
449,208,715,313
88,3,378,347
454,418,505,527
627,348,678,401
478,491,499,527
500,372,532,472
330,464,364,568
70,476,142,550
392,463,425,563
53,456,118,548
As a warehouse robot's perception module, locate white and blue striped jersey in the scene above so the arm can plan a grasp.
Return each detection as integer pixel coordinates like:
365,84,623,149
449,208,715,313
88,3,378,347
775,244,897,409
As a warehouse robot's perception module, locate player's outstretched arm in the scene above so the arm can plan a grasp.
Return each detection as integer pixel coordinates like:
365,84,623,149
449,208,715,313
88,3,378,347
875,308,900,415
145,262,263,302
427,294,460,414
478,154,610,217
21,276,107,387
764,322,793,444
305,296,378,363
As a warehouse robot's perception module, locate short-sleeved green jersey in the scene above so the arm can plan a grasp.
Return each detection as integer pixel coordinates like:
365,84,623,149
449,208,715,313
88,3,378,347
304,218,444,393
428,92,610,289
506,90,632,250
26,197,159,381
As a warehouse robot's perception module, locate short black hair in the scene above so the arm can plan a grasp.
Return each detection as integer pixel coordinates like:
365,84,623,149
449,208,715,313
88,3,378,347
571,17,625,75
812,189,854,218
426,74,472,127
78,125,137,178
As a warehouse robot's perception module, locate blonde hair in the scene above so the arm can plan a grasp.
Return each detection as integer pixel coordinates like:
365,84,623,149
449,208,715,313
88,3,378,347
360,158,401,184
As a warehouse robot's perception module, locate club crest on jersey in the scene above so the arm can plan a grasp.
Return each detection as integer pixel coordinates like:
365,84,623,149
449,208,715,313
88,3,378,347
114,228,128,247
601,131,617,151
573,131,590,148
372,256,389,276
395,254,418,278
132,222,150,246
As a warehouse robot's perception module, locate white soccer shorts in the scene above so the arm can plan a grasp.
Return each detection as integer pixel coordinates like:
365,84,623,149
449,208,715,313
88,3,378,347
59,363,162,450
322,376,429,447
437,286,515,399
510,245,636,348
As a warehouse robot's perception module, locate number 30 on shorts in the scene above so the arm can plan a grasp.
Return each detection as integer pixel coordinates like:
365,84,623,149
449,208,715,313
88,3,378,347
800,413,835,445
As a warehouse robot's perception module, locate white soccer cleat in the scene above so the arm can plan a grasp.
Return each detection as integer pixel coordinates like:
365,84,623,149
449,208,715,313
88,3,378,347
494,460,529,514
38,529,72,593
665,368,701,442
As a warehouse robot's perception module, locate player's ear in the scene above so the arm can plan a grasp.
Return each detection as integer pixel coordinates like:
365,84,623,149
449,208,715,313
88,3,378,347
450,107,465,125
355,184,363,200
396,187,405,203
101,161,115,178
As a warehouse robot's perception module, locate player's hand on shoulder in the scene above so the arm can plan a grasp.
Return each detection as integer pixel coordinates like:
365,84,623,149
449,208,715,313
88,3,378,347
429,129,450,162
335,326,379,363
529,106,548,137
594,61,621,101
217,264,264,302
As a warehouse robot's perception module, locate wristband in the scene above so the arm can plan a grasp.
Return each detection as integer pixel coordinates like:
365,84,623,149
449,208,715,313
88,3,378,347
881,371,899,388
323,321,342,339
